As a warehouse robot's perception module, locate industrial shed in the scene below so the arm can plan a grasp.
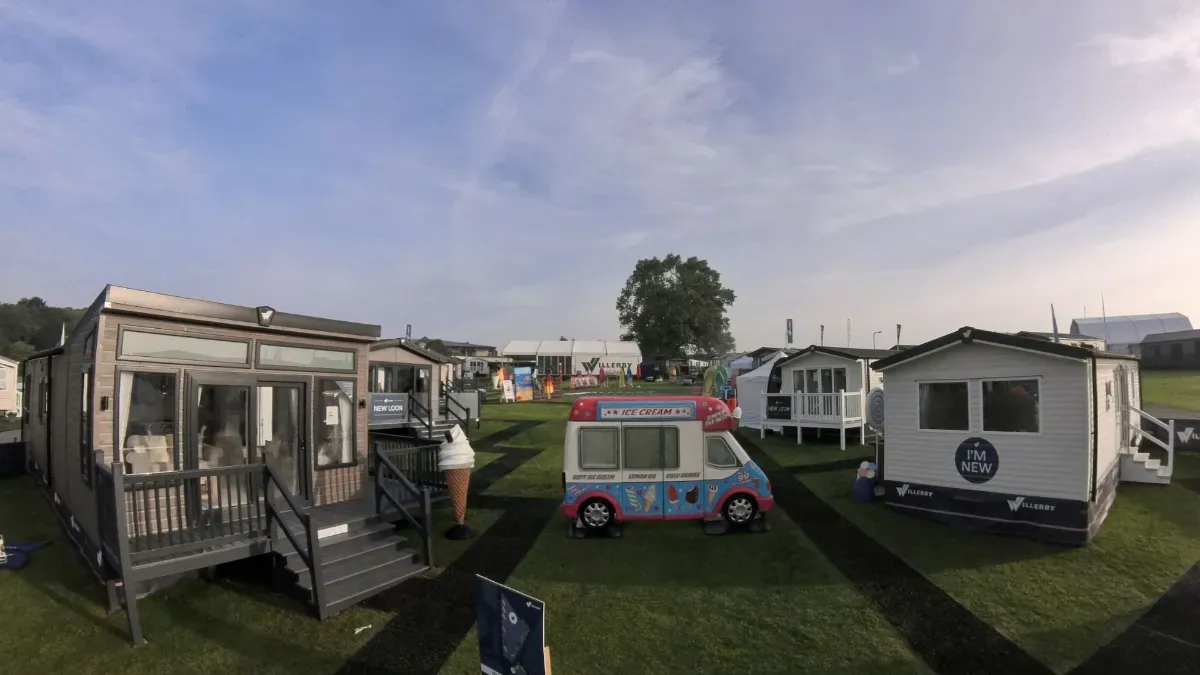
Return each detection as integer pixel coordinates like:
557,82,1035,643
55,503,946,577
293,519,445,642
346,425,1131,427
1069,313,1192,355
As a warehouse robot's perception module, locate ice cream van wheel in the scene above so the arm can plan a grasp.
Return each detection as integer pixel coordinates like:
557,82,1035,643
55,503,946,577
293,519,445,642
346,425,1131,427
723,494,758,526
580,499,614,531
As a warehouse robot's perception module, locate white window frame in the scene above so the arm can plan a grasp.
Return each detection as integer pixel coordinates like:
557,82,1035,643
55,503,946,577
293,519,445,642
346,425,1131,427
578,426,620,470
704,435,741,469
980,376,1043,435
916,379,971,433
0,368,7,390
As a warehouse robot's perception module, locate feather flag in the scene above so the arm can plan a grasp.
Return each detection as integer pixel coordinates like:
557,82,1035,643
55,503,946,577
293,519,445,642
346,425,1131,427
1051,304,1060,343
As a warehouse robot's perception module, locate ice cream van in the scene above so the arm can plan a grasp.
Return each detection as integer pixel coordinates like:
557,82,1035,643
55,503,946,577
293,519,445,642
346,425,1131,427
561,396,774,531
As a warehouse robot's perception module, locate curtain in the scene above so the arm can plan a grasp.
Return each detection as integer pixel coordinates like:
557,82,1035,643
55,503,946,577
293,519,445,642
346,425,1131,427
118,372,133,463
338,389,353,464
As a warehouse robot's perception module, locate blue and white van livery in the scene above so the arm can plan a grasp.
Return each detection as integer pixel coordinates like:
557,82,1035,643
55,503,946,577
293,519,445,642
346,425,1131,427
562,396,774,531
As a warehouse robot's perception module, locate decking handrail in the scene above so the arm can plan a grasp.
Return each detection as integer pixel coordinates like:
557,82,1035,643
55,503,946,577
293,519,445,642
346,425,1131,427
409,393,435,439
263,461,323,613
1129,406,1176,475
441,380,470,434
372,444,435,567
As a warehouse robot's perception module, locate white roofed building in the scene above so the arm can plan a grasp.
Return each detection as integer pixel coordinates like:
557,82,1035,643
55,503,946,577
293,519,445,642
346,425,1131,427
500,340,643,376
1069,313,1192,355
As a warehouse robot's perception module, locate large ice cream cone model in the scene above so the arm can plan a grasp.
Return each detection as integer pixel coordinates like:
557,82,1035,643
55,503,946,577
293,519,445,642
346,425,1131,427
439,425,477,539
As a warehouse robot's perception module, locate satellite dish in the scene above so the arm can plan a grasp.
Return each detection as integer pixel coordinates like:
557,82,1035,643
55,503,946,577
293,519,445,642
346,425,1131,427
866,387,885,430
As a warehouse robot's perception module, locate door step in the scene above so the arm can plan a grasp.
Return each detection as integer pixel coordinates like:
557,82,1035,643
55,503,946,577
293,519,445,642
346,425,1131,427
273,512,429,619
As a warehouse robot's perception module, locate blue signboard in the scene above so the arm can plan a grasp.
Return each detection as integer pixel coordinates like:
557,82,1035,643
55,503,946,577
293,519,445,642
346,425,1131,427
368,393,408,425
474,575,546,675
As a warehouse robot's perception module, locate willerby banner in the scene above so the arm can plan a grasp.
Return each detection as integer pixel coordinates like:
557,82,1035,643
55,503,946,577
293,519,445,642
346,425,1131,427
596,401,696,421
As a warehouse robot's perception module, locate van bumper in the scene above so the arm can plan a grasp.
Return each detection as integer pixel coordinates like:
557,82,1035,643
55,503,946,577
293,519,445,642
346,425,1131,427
561,502,579,519
757,495,775,513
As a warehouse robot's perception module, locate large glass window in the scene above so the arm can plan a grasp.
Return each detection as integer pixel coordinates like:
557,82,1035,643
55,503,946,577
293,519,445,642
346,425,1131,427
806,370,819,393
80,369,92,486
0,368,7,390
120,330,249,364
622,426,680,470
982,379,1040,433
258,385,303,493
918,381,969,431
258,344,355,372
833,368,847,393
118,372,178,472
316,379,355,468
579,427,619,469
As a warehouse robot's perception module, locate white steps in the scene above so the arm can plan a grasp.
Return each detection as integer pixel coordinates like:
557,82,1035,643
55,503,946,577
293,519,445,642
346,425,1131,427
1119,446,1172,484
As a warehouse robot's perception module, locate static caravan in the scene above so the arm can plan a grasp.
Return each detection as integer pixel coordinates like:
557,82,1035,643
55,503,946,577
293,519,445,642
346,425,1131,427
870,326,1176,545
760,346,895,449
368,338,478,440
0,354,18,416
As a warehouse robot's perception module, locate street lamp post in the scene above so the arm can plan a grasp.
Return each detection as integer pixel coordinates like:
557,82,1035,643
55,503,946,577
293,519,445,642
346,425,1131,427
872,330,882,349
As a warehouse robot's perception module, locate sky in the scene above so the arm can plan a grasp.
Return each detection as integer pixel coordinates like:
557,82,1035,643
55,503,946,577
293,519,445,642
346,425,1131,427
2,0,1199,352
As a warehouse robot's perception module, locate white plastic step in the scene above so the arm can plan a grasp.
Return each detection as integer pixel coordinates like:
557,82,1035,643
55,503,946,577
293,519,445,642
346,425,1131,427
1158,466,1173,478
1144,458,1162,471
1133,452,1150,462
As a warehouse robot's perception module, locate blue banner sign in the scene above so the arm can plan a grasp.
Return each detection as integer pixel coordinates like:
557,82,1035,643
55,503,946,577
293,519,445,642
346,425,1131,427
368,393,408,425
474,575,546,675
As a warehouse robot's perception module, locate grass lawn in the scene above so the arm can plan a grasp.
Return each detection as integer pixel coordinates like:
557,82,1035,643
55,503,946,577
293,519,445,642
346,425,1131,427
757,432,1200,674
1142,370,1200,412
3,397,1199,674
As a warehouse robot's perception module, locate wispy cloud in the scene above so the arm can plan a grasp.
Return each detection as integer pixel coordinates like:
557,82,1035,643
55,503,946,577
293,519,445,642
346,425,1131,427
1,0,1198,349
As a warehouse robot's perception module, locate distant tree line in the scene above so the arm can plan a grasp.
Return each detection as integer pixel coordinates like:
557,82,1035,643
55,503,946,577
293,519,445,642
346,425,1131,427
0,297,86,366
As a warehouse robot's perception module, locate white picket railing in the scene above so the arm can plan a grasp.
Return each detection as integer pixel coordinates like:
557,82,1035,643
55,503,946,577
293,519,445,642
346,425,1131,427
1127,405,1175,476
759,391,865,450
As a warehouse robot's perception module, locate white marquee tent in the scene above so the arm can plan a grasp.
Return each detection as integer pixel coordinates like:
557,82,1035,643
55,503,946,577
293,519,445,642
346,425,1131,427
735,352,788,430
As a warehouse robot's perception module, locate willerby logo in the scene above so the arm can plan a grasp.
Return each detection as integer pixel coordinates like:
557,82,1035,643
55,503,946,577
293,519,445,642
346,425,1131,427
1006,496,1056,513
1179,427,1195,444
580,357,601,373
579,358,636,374
896,484,933,498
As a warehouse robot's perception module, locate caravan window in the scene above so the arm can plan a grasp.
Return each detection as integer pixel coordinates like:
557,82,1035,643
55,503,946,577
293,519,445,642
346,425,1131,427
918,381,969,431
982,379,1040,433
579,428,619,469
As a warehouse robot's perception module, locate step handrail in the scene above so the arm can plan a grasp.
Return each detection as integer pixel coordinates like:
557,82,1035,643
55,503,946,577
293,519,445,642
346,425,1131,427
1129,406,1175,472
372,445,435,567
441,381,471,435
408,393,435,439
263,462,324,611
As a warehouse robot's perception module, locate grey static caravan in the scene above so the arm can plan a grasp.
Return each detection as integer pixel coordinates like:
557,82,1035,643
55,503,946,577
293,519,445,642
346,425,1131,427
760,346,895,449
21,285,443,645
869,326,1177,546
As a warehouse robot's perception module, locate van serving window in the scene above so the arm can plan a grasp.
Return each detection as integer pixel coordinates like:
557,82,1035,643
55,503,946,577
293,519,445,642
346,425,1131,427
579,427,619,469
622,426,680,470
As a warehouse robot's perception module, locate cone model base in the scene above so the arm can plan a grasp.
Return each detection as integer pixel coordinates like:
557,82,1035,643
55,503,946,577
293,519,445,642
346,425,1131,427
444,523,476,540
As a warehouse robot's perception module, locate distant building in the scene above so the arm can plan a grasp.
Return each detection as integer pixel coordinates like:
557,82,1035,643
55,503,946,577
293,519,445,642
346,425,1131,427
417,336,496,357
1138,329,1200,370
1014,331,1108,352
500,340,642,376
0,355,17,416
1070,313,1192,355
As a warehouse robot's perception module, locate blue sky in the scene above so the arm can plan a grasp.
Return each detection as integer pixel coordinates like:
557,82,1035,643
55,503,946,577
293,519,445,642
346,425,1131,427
2,0,1198,350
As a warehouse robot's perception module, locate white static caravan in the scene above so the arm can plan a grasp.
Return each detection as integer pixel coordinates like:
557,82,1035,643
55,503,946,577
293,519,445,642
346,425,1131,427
870,326,1177,546
760,346,896,450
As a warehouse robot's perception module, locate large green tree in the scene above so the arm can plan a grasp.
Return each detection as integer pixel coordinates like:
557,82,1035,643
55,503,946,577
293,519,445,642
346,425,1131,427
0,297,86,364
616,254,736,360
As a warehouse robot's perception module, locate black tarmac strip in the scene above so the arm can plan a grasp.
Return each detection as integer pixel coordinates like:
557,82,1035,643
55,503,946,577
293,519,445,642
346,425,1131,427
1069,562,1200,675
336,422,556,675
738,433,1054,675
